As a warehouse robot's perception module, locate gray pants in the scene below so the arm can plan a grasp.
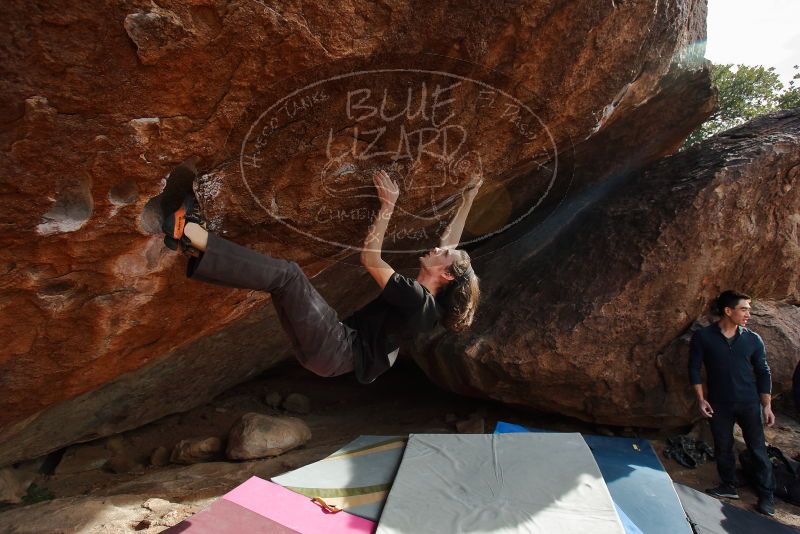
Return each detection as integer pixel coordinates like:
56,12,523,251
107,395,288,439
187,233,356,377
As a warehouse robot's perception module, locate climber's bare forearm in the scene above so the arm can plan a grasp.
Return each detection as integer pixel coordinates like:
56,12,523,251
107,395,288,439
439,196,475,249
362,205,393,262
361,205,395,288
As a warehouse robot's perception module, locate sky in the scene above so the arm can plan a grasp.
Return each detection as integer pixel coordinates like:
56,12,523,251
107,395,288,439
705,0,800,86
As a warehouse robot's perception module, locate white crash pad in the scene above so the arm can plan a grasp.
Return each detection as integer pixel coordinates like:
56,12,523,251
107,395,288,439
376,433,626,534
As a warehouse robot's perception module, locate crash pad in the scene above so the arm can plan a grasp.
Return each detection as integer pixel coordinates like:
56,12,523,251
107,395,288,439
272,435,406,521
674,483,800,534
494,421,692,534
162,476,375,533
376,433,625,534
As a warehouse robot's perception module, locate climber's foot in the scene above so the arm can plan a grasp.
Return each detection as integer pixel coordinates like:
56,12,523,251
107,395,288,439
162,193,205,256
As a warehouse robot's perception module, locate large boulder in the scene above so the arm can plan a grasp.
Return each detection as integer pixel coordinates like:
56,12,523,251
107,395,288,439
748,301,800,394
412,110,800,428
0,0,712,466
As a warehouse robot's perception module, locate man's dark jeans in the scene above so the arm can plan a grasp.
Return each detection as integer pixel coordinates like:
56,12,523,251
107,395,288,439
187,233,357,377
709,401,774,497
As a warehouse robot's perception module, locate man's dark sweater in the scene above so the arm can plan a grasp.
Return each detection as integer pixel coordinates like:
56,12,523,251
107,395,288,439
688,323,771,404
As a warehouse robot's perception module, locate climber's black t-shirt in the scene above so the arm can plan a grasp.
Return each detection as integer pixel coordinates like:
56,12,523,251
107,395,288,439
343,272,441,383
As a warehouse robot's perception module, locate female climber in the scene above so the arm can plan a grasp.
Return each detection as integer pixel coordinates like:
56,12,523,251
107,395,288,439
162,170,482,383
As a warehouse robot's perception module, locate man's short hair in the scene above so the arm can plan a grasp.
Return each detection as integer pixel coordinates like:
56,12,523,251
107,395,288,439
716,290,751,316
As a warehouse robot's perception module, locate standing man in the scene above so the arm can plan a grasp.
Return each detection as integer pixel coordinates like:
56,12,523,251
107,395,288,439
689,290,775,516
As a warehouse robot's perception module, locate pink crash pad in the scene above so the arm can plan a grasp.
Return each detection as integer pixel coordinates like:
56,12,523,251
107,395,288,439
164,476,376,533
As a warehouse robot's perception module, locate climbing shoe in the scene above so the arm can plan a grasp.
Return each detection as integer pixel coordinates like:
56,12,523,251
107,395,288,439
162,193,205,256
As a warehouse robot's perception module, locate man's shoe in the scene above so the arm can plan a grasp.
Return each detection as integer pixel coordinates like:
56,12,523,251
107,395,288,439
757,497,775,516
705,484,739,499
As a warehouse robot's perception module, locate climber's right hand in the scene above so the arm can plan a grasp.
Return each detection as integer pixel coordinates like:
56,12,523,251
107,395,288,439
373,170,399,209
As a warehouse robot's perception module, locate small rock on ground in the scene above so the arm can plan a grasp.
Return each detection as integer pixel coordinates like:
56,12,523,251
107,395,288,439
150,446,170,467
282,393,311,414
264,391,282,409
226,413,311,460
104,453,143,474
170,437,223,465
456,416,485,434
54,443,111,475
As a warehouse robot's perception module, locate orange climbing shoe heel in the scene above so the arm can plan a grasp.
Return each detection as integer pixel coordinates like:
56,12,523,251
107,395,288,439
162,194,205,256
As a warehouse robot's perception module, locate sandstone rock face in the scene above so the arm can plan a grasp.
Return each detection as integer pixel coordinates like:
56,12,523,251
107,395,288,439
226,413,311,460
0,0,711,466
412,111,800,428
747,300,800,395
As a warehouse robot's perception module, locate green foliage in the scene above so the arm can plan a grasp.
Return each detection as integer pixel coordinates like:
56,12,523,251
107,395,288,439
684,64,800,148
778,67,800,110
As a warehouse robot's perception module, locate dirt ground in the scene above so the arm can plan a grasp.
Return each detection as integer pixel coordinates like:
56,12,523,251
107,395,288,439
1,360,799,532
